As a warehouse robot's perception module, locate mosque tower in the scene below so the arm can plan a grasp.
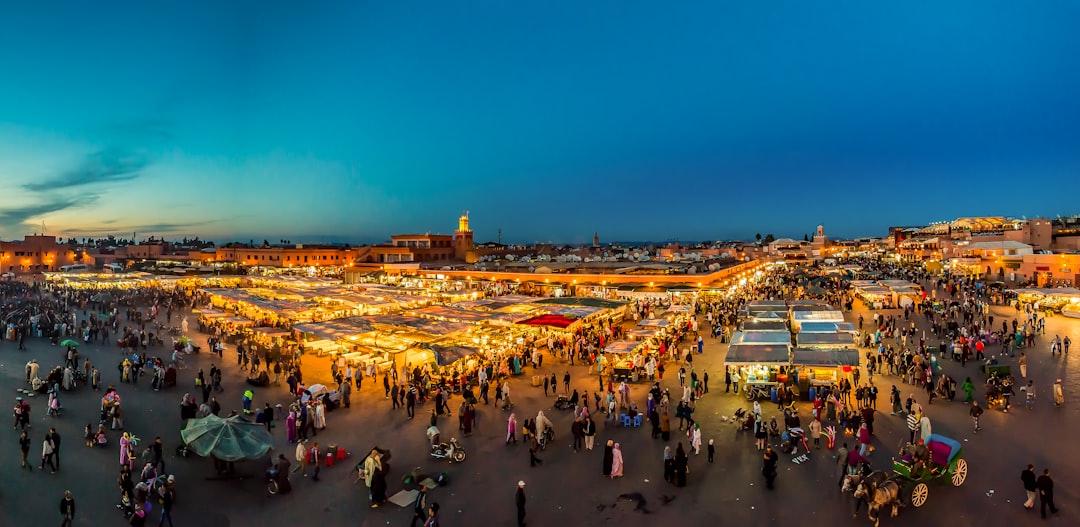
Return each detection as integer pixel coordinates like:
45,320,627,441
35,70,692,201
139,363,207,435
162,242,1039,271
454,211,477,263
593,231,600,247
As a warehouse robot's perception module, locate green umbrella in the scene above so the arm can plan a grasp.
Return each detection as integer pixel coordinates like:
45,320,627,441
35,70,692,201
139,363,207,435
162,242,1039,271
60,339,80,348
180,414,274,462
91,293,113,303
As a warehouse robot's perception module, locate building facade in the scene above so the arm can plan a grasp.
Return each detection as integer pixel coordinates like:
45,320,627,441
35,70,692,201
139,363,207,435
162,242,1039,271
0,235,81,274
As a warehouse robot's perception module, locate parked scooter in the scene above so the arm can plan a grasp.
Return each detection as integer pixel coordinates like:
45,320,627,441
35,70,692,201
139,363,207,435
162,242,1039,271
430,437,466,463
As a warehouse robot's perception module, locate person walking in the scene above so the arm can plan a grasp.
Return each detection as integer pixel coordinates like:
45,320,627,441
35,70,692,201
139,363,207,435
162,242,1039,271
515,481,527,527
19,429,32,470
423,503,440,527
1021,464,1037,511
1018,353,1027,378
151,436,165,472
1053,379,1064,407
59,490,75,527
410,486,428,527
969,402,983,433
583,416,596,451
563,371,571,394
41,434,58,473
292,439,308,477
762,445,779,490
158,486,174,527
47,428,61,470
1037,469,1057,518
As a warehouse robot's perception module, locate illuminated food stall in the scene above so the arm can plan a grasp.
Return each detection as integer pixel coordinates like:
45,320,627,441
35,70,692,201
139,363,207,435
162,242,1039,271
791,348,859,388
601,340,644,382
723,344,792,389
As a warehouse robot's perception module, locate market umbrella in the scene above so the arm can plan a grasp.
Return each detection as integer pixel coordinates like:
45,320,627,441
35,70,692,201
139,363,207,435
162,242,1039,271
60,339,80,348
91,293,113,303
180,414,274,462
97,313,111,321
177,336,192,344
308,384,328,397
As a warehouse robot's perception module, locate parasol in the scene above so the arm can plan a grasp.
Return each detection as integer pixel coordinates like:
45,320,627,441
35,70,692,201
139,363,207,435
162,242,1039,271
308,384,328,397
91,293,113,303
180,414,274,462
60,339,80,348
177,336,192,344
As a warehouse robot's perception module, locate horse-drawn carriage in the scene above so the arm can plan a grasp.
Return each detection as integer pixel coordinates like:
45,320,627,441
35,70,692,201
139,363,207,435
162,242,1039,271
849,434,967,526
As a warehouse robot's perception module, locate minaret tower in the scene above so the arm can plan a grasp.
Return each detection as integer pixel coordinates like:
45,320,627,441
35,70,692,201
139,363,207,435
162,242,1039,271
454,211,476,262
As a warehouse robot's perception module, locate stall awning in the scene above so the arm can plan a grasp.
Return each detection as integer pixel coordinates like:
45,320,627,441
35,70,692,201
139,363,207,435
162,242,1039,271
724,344,791,365
796,332,857,348
427,344,478,366
603,340,641,354
798,322,858,334
791,348,859,367
730,331,792,347
518,314,579,329
739,320,790,332
637,319,671,328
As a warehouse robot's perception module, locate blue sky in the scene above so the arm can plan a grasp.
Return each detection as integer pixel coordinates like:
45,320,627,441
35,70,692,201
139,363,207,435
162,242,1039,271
1,1,1078,244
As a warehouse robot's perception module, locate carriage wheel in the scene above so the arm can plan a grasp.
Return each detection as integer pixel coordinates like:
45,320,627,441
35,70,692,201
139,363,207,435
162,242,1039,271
910,482,929,507
951,458,968,486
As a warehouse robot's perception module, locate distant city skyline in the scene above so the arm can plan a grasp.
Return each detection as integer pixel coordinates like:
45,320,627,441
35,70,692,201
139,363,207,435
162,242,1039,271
1,2,1078,244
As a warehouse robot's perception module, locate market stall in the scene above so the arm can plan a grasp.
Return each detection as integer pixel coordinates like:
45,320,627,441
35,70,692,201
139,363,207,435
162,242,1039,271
791,348,859,387
601,340,644,382
723,344,792,390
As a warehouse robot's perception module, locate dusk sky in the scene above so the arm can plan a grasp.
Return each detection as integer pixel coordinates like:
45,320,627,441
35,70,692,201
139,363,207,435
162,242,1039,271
1,2,1078,245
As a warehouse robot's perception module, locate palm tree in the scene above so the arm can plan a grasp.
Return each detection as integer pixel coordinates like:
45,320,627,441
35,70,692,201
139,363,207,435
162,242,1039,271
755,233,762,244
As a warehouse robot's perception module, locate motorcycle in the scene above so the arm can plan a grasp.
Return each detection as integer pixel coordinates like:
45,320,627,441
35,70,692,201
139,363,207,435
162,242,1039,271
553,394,573,410
430,437,467,463
536,427,555,451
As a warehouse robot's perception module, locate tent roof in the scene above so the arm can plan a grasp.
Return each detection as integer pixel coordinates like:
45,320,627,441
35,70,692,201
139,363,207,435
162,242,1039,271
738,320,790,332
791,348,859,367
724,344,791,365
796,332,857,347
637,318,671,328
730,331,793,346
603,340,642,354
798,322,858,334
534,297,626,309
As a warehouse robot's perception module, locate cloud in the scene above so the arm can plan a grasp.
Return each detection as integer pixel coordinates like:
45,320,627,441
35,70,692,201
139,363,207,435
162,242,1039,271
22,147,149,192
0,195,98,230
59,219,222,237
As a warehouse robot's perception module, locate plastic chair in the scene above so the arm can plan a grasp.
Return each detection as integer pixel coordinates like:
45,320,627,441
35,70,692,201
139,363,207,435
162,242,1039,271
621,414,632,427
633,414,643,427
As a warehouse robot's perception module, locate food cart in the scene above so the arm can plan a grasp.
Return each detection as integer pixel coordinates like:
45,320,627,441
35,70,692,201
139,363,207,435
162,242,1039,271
602,340,643,382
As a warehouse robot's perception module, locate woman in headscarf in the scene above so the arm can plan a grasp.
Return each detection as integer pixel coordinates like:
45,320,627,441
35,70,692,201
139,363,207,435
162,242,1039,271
610,443,624,478
602,440,614,476
462,404,474,436
663,446,674,483
674,442,689,487
506,413,518,445
691,423,702,454
363,449,384,507
285,408,297,444
659,409,671,441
